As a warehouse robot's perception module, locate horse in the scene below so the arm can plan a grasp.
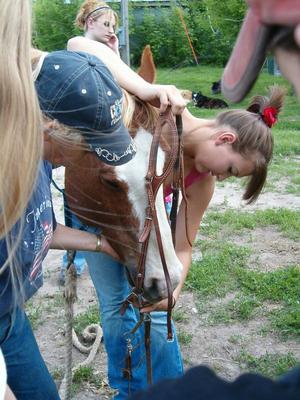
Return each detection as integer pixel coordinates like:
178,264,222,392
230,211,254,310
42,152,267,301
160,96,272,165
32,47,183,304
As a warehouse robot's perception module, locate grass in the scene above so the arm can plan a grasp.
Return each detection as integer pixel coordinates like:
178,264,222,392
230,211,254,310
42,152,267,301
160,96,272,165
186,242,250,298
209,295,260,324
172,309,189,323
186,232,300,338
237,266,300,304
177,329,193,346
26,300,44,330
73,304,100,335
26,293,65,330
237,351,298,379
266,157,300,195
202,209,300,240
270,304,300,339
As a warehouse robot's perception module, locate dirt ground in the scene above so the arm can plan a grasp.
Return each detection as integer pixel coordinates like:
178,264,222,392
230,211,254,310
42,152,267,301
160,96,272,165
32,167,300,399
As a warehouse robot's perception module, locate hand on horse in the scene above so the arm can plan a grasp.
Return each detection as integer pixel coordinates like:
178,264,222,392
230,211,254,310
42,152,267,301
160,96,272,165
140,292,178,313
145,84,187,115
100,235,121,261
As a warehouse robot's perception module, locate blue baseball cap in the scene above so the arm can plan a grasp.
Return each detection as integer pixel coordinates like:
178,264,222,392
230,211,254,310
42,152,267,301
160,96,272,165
35,50,136,166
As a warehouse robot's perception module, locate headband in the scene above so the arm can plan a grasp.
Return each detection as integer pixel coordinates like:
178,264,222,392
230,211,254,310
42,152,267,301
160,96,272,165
85,6,112,21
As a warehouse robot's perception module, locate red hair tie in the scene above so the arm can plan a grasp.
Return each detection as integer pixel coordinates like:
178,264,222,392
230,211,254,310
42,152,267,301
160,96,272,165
262,107,278,128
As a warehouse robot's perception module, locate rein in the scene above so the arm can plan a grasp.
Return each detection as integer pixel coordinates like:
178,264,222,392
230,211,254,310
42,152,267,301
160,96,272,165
120,108,191,391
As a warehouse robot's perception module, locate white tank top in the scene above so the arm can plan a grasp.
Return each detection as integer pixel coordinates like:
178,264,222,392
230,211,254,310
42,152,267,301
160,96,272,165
0,347,6,400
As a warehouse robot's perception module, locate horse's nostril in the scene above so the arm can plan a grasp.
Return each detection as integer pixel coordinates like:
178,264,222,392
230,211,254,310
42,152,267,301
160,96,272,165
143,278,164,303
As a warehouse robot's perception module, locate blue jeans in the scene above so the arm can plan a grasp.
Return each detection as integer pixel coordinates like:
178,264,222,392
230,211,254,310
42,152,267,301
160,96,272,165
61,209,86,275
0,307,59,400
85,251,184,399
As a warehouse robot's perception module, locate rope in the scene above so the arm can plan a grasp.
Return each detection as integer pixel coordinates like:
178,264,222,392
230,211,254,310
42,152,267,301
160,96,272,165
72,325,103,367
59,263,77,400
59,263,103,400
177,7,199,65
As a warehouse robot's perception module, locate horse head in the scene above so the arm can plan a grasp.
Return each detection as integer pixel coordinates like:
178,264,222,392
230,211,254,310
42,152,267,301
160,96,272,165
33,47,182,303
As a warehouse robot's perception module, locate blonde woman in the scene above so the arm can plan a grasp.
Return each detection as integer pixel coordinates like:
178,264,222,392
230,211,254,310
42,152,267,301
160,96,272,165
0,1,40,398
76,0,120,55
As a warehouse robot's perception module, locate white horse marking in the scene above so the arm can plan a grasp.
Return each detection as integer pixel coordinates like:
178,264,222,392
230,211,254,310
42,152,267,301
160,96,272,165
116,128,182,300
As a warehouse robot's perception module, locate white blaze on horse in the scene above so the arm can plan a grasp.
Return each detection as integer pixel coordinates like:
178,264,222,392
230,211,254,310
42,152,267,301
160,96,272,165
32,47,183,303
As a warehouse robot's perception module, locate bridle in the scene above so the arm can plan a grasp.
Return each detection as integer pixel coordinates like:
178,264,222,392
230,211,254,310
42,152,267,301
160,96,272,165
120,107,192,391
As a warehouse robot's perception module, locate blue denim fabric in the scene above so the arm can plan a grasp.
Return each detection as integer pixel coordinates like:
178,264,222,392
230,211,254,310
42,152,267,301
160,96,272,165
85,251,184,400
61,210,87,275
0,307,59,400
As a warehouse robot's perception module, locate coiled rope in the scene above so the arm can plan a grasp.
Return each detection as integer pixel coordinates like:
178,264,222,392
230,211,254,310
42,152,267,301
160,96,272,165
59,260,103,400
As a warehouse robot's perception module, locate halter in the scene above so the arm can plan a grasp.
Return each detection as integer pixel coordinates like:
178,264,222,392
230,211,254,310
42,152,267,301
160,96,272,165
120,107,191,391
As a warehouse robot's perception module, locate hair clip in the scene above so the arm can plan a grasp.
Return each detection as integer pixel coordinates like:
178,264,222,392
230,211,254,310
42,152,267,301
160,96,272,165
261,106,278,128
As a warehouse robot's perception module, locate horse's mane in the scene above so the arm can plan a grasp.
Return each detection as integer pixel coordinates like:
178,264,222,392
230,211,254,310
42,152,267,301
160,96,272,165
122,90,158,136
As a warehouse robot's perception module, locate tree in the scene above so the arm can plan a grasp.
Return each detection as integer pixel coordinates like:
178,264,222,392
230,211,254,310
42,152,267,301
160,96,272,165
33,0,81,51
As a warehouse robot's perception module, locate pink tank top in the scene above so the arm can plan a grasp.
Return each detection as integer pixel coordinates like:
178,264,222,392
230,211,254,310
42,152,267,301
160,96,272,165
165,167,209,198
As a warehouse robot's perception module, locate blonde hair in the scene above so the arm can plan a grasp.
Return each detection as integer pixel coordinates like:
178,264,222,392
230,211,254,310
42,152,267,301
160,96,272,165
0,0,42,311
75,0,119,32
216,86,285,203
0,0,42,238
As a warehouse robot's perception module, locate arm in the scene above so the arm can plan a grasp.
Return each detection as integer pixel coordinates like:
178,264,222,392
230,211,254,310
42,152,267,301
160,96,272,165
5,385,16,400
141,174,215,312
50,223,120,261
67,37,186,115
173,175,215,298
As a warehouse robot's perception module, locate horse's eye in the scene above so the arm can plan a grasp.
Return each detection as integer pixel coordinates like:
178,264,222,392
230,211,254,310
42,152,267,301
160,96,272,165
102,179,119,190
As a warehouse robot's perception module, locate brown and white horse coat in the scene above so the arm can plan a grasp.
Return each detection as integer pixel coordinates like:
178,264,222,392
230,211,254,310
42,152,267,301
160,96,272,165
33,47,182,303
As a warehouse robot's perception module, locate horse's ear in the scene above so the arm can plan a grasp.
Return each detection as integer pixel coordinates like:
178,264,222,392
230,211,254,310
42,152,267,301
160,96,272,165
137,45,157,84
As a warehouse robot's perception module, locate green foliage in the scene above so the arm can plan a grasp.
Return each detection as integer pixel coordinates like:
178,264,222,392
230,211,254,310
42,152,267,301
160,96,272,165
187,0,246,64
130,6,193,67
26,300,44,330
33,1,246,66
129,1,246,66
237,266,300,304
172,309,189,323
33,0,81,51
73,304,100,335
177,329,193,346
209,295,260,324
237,351,298,378
186,242,249,297
270,304,300,338
202,209,300,240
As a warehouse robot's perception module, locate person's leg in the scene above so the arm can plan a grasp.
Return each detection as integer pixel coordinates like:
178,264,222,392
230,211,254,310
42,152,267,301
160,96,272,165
87,251,145,398
141,311,184,383
0,308,59,400
86,251,183,399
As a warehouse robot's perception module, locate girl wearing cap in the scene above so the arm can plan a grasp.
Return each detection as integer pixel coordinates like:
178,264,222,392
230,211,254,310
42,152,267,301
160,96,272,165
59,0,121,285
67,35,285,398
